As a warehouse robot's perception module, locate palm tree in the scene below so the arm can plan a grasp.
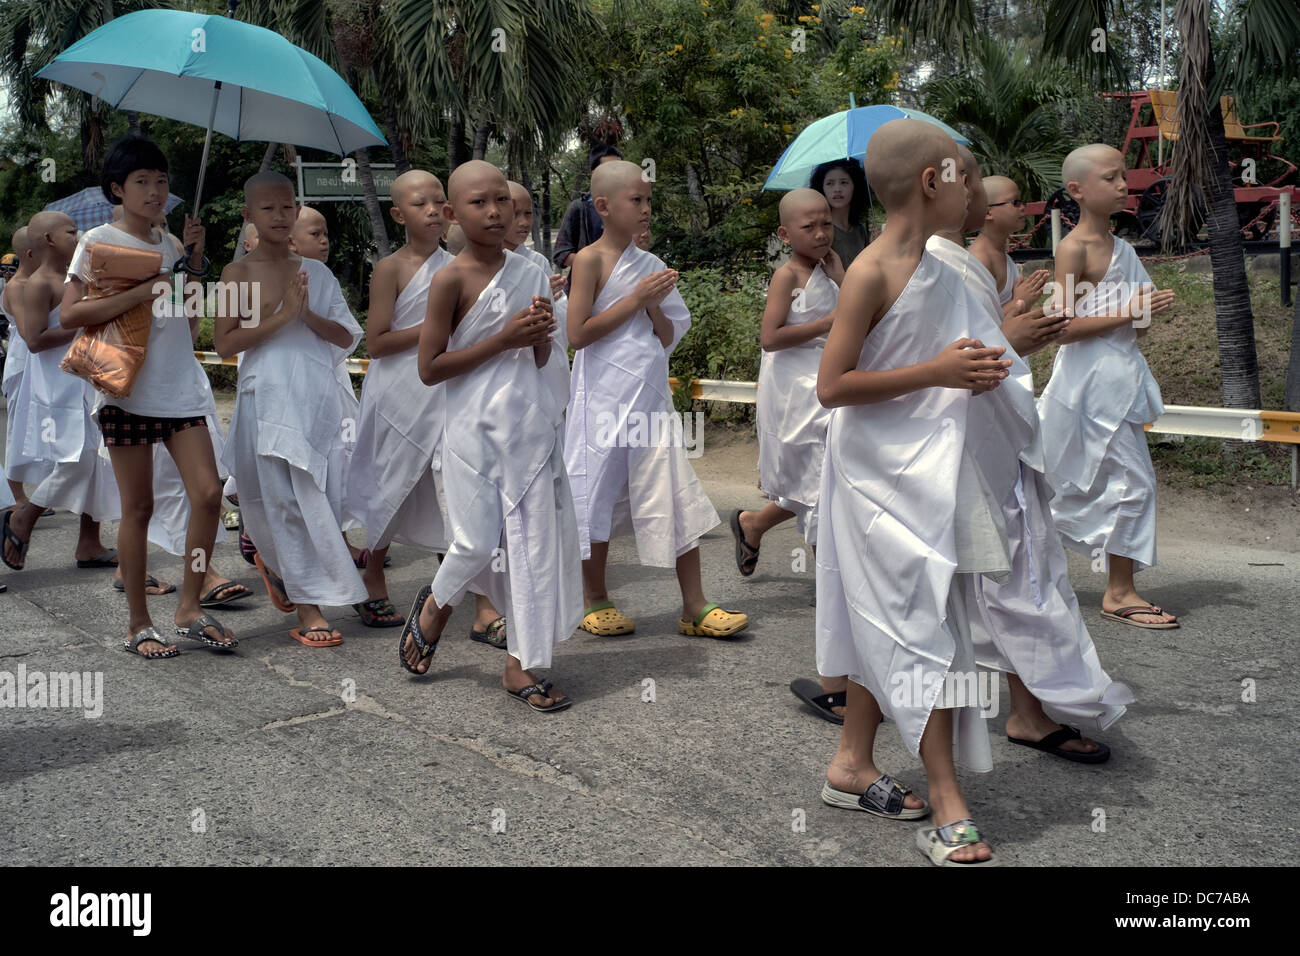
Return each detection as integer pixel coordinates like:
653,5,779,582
0,0,162,169
878,0,1299,415
921,35,1090,202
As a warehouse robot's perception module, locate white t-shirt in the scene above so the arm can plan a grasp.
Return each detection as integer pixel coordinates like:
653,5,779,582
68,222,211,419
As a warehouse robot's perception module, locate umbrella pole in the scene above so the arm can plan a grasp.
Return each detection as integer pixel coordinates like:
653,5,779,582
175,80,221,275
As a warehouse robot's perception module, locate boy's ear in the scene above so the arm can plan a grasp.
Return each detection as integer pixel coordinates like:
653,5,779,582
592,195,610,217
441,201,457,225
1065,180,1083,200
389,204,405,225
776,224,790,245
920,166,939,196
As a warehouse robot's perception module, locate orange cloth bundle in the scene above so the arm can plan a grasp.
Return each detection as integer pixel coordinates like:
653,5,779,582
61,243,164,398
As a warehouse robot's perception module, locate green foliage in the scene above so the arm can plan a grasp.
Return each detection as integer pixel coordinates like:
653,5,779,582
588,0,906,268
670,267,766,388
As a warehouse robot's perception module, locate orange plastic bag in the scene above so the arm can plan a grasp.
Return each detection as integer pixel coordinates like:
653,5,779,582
60,243,164,399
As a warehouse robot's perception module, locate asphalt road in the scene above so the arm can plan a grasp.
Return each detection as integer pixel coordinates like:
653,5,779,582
1,409,1296,866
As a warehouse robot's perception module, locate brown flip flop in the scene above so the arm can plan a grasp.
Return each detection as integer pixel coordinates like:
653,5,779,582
1100,605,1179,630
289,625,342,647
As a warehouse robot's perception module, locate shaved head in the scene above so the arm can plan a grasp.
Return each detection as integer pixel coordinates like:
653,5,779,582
507,181,531,207
590,160,645,203
27,210,74,241
444,223,466,254
864,119,958,211
447,160,507,204
391,169,443,204
243,170,295,203
779,187,830,226
11,227,29,256
1062,144,1123,188
982,175,1018,205
295,204,326,228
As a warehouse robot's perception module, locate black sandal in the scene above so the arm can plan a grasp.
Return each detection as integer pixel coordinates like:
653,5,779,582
505,679,572,713
199,581,252,608
729,509,759,576
1,509,28,571
123,626,179,660
175,613,238,651
397,584,440,675
789,678,846,725
470,616,508,649
1007,723,1111,764
354,597,403,628
113,575,176,595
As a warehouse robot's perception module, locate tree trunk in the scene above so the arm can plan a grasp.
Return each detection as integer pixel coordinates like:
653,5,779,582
542,166,552,260
355,147,391,258
1202,85,1261,410
472,120,491,160
259,142,279,173
379,75,410,174
449,108,471,171
126,110,141,137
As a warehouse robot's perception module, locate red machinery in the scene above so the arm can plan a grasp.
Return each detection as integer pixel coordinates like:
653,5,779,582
1024,90,1299,247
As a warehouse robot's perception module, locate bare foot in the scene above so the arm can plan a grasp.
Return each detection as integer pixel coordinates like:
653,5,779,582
503,668,566,708
928,792,993,863
114,568,175,595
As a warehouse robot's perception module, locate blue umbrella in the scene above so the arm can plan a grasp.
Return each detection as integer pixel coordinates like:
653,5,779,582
764,105,970,191
37,1,386,244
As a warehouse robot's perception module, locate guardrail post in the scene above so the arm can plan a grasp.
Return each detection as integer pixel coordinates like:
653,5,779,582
1051,209,1062,257
1280,193,1292,307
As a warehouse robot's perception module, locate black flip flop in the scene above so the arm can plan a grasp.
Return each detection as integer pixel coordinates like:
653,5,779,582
1007,724,1111,764
729,509,760,576
1,509,28,571
506,679,572,713
790,678,846,725
199,581,253,608
113,575,176,595
175,613,239,652
397,584,440,675
76,549,118,568
354,596,403,628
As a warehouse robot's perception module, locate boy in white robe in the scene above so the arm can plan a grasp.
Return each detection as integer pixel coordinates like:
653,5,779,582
287,205,370,566
2,213,121,573
735,189,842,563
401,161,581,714
816,119,1017,866
505,181,568,344
216,172,368,647
969,176,1050,312
927,146,1132,761
565,160,747,638
347,169,505,638
1039,145,1178,629
3,227,50,504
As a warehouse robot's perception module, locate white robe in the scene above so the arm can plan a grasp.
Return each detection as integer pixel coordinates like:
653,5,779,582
222,257,367,606
20,306,119,521
756,262,836,539
997,252,1018,306
1038,237,1163,570
926,238,1132,731
2,295,51,487
0,460,13,509
815,251,1007,771
432,251,581,671
346,248,453,552
564,242,718,566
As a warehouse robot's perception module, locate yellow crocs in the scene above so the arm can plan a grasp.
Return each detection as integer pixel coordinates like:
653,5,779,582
580,601,636,636
678,603,748,638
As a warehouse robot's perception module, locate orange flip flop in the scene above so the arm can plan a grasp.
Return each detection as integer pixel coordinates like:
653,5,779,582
253,554,297,612
289,625,342,647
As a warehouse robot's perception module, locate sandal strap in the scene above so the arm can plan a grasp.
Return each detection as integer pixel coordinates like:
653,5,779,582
936,818,982,847
693,602,721,625
584,601,615,615
125,626,168,650
861,773,910,815
485,616,506,634
1036,724,1082,751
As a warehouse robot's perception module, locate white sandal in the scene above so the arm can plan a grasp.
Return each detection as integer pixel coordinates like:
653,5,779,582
821,774,930,820
916,818,998,866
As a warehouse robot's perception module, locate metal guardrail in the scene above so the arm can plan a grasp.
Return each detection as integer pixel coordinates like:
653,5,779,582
196,356,1300,487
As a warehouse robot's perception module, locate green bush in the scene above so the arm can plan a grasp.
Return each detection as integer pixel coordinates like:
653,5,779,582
671,267,766,419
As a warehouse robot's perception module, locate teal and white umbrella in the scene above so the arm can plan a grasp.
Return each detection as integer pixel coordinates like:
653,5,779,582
37,2,386,256
764,104,970,191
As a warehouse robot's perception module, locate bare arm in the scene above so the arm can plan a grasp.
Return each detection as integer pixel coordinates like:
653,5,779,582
301,300,356,350
20,278,77,352
646,301,673,350
566,249,649,349
212,263,298,358
816,261,1010,408
364,258,421,358
761,267,833,352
